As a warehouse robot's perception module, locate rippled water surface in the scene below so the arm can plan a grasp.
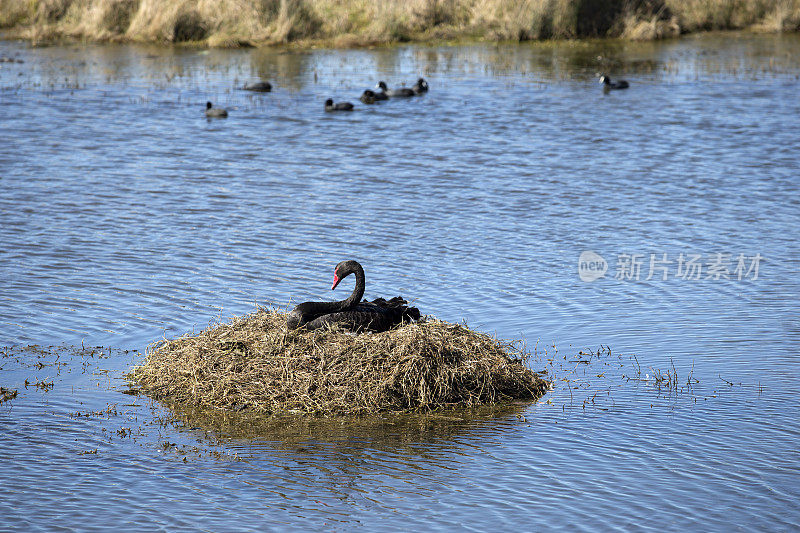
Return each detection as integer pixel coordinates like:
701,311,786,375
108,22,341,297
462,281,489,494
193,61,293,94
2,33,800,531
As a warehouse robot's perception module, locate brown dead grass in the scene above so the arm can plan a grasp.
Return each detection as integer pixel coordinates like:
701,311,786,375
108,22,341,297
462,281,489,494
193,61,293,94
621,13,681,40
2,0,799,46
127,309,549,415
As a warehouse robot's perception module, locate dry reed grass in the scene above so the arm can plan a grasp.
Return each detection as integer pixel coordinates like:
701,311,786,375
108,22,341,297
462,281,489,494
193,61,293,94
127,309,549,415
2,0,798,46
621,13,680,40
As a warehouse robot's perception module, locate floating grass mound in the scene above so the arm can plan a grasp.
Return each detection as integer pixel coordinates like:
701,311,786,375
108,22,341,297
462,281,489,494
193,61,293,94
128,309,549,415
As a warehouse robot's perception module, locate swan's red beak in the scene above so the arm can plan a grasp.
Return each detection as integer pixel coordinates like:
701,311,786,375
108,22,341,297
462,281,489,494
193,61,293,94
331,273,341,290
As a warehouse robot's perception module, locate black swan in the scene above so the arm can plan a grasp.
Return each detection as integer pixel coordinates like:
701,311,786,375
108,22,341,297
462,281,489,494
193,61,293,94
325,99,354,111
205,101,228,118
376,81,415,98
599,74,629,90
412,77,429,94
287,260,420,332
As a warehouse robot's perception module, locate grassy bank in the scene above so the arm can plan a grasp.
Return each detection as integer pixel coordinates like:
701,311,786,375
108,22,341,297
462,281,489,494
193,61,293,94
1,0,799,47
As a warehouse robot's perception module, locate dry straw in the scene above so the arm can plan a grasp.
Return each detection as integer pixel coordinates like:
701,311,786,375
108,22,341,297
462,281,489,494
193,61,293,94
4,0,799,46
127,308,549,415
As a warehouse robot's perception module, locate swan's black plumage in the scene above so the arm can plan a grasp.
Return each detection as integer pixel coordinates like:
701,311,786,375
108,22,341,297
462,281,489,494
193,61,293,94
287,261,419,332
304,297,419,331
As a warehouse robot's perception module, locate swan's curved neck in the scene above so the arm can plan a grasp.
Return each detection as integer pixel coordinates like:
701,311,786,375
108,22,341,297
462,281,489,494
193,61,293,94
338,263,365,310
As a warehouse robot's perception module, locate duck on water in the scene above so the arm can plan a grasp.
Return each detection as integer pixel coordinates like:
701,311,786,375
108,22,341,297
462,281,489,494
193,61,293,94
324,99,354,111
287,260,420,333
205,101,228,117
376,81,415,98
360,90,378,104
599,74,629,90
242,81,272,92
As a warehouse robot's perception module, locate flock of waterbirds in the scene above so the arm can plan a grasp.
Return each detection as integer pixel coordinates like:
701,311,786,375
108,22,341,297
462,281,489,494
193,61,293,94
204,77,430,117
204,73,628,117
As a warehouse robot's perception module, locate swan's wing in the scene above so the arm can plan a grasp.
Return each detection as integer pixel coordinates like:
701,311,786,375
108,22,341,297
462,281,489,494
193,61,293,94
305,299,419,332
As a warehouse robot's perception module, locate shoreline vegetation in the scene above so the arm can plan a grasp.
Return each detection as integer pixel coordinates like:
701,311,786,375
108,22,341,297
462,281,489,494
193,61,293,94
0,0,799,48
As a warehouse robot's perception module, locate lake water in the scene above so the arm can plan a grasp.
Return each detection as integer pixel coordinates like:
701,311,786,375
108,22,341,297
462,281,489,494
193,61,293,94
1,32,799,531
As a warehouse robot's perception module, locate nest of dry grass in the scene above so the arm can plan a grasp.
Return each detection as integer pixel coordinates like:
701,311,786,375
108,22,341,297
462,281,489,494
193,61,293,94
127,309,549,415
